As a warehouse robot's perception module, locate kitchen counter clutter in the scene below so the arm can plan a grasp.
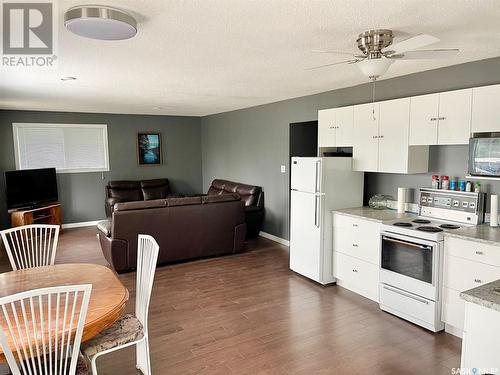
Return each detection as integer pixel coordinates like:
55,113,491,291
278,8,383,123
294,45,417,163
460,278,500,312
444,224,500,246
333,206,413,223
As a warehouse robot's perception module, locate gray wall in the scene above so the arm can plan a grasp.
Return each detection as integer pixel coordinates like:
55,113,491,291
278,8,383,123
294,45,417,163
201,57,500,240
0,110,202,228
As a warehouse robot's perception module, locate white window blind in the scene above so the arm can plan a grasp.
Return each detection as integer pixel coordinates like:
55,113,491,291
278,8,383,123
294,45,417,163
12,123,110,173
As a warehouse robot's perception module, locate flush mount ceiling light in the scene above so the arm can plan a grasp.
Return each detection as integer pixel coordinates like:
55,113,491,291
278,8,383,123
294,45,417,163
64,6,137,40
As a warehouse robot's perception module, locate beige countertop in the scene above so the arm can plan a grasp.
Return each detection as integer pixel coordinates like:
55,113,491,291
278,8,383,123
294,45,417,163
444,224,500,246
461,279,500,312
332,207,414,223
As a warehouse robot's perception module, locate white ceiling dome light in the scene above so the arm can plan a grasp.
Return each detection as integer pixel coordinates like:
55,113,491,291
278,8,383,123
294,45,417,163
356,58,394,80
64,6,137,40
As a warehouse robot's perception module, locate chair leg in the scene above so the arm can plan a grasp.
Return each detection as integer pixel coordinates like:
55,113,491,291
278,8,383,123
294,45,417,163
135,337,151,375
91,354,99,375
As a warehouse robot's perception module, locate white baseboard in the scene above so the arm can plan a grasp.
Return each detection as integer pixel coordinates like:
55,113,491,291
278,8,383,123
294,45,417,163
259,231,289,246
62,220,102,229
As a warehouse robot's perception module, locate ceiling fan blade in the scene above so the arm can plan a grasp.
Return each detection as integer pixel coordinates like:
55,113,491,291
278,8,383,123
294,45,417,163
306,59,362,70
385,34,440,55
389,49,459,60
311,49,357,56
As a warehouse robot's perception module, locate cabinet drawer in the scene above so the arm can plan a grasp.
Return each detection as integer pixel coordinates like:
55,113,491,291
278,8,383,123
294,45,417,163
334,252,379,301
442,286,465,330
443,254,500,291
333,214,381,265
445,236,500,267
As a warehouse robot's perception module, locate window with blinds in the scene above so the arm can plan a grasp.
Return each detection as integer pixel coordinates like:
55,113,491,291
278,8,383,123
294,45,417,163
12,123,110,173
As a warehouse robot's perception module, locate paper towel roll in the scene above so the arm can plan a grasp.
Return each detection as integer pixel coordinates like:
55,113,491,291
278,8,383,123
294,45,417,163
491,195,498,227
397,187,406,214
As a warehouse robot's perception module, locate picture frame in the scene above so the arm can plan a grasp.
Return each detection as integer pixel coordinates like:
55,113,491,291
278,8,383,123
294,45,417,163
137,132,162,165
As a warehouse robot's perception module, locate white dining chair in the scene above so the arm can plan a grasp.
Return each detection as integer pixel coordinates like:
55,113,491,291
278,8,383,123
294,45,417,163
0,284,92,375
0,224,60,271
81,234,159,375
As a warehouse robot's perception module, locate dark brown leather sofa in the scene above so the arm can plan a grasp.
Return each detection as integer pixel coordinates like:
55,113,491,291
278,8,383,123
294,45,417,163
105,178,173,217
207,179,264,238
97,194,246,273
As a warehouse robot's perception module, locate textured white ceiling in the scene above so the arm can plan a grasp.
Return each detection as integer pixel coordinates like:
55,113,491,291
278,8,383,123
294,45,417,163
1,0,500,116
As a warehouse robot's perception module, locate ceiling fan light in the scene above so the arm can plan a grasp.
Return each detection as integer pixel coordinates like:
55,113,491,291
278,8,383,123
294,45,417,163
64,6,137,40
357,58,394,80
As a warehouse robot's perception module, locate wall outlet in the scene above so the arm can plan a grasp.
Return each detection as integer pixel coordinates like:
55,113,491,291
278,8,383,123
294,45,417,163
280,165,286,173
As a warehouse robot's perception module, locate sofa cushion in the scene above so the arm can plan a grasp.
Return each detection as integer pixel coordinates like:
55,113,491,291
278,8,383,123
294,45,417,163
107,181,142,201
141,179,171,200
202,193,240,204
167,196,202,207
114,199,167,212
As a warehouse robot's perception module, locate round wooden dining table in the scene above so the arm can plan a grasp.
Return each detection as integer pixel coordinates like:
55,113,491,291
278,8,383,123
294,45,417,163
0,263,129,363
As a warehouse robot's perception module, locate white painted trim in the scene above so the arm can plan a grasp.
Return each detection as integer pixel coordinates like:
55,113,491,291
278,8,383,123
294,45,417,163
62,220,101,229
259,231,289,246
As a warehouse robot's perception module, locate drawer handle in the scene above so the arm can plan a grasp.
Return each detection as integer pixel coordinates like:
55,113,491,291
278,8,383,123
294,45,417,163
352,224,358,227
474,278,483,284
352,269,358,273
352,244,359,248
382,285,430,305
475,251,484,255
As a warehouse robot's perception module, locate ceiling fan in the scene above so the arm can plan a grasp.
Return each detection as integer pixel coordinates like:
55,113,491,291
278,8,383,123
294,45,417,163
309,29,459,81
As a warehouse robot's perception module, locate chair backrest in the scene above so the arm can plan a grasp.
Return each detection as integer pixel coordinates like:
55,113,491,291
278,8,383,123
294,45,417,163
135,235,159,333
0,225,60,271
0,284,92,375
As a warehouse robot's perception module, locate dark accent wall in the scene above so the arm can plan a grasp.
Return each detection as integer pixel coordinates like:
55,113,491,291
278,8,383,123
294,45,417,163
201,57,500,240
0,110,202,228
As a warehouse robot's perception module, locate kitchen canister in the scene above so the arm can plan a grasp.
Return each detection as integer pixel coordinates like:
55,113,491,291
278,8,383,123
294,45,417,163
397,187,406,214
491,194,499,227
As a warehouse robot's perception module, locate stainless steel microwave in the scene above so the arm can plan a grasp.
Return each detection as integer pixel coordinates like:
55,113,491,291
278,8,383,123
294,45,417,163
469,133,500,176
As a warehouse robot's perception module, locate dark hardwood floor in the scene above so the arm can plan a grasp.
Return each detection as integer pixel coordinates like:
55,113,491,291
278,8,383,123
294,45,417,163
0,227,461,374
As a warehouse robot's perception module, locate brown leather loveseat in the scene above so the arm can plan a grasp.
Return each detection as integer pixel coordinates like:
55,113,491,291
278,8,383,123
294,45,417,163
97,194,246,273
207,179,264,238
105,178,173,217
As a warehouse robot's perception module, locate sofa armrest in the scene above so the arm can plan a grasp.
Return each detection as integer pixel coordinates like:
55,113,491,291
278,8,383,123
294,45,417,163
105,197,124,217
233,223,247,253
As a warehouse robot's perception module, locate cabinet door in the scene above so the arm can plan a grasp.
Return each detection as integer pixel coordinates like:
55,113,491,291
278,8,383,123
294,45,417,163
335,106,353,147
353,103,379,172
438,89,472,145
471,84,500,133
318,109,336,147
378,98,410,173
409,93,439,145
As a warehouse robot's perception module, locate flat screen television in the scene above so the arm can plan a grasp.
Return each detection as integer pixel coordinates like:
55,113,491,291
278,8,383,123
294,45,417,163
5,168,58,209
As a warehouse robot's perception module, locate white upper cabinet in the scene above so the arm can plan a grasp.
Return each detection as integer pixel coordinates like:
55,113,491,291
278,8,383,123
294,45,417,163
318,106,353,148
335,106,354,147
378,98,410,173
438,89,472,145
318,108,336,148
409,93,439,145
353,103,379,172
409,90,472,146
471,84,500,133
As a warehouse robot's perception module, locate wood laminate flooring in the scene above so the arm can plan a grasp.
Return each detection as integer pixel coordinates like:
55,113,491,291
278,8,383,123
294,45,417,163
0,227,461,374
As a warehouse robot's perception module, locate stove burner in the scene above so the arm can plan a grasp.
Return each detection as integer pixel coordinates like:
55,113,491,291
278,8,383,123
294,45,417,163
416,226,443,233
413,219,431,224
393,222,412,227
440,224,460,230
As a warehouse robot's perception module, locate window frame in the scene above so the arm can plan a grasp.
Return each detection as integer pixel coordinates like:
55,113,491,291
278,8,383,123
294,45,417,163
12,123,110,174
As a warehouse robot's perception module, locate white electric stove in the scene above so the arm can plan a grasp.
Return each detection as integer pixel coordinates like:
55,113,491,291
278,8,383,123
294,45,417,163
379,188,485,332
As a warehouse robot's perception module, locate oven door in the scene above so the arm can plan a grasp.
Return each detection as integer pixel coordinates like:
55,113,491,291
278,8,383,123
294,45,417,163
380,232,440,301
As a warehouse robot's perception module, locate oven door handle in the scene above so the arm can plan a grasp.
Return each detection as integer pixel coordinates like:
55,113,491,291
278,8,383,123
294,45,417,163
382,236,431,250
382,285,430,305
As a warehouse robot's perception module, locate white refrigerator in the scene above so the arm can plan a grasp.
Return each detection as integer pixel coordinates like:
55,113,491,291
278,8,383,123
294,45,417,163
290,157,364,284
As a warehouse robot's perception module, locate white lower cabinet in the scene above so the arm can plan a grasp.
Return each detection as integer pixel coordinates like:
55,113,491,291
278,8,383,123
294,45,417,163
442,236,500,336
461,302,500,373
333,213,381,302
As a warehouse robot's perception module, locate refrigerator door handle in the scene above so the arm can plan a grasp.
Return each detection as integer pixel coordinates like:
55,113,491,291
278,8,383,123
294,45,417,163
315,160,321,193
314,195,320,228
